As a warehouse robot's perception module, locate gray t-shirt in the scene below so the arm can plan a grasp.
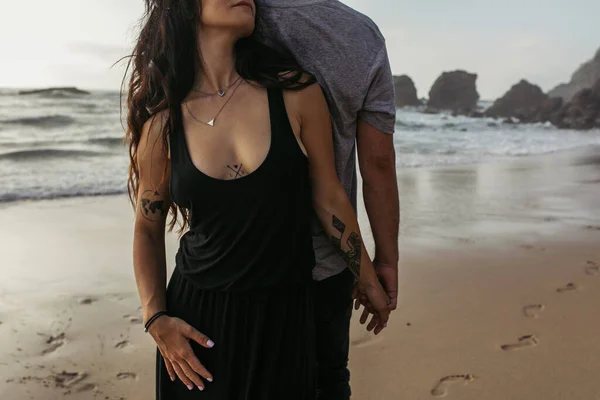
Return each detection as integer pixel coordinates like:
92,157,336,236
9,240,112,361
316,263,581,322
258,0,397,280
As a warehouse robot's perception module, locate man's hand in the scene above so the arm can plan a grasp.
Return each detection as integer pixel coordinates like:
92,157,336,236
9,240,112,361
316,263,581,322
374,261,398,311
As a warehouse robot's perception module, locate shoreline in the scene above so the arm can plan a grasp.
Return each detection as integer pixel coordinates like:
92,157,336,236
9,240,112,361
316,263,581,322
2,144,600,207
1,147,600,399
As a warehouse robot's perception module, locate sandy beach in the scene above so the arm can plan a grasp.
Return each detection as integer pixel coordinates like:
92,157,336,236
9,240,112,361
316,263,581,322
1,147,599,400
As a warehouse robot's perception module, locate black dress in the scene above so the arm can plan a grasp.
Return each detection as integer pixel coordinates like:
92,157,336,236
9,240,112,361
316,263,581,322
156,88,317,399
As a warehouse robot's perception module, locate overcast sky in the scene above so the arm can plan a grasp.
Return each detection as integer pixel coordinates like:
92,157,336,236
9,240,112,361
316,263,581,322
0,0,598,99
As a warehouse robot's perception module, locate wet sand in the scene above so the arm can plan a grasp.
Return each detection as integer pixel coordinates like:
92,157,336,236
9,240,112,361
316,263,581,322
1,147,599,399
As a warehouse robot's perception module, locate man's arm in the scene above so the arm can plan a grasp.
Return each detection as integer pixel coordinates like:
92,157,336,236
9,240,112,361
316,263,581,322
357,120,400,310
356,41,400,310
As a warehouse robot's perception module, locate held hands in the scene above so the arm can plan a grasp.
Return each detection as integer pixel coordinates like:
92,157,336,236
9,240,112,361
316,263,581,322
148,315,214,391
353,262,398,334
353,273,391,335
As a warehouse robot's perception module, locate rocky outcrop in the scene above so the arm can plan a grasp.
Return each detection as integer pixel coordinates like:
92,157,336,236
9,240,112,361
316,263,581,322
19,87,90,96
393,75,420,107
427,70,479,113
485,80,548,120
548,47,600,101
496,78,600,129
551,79,600,130
527,97,564,124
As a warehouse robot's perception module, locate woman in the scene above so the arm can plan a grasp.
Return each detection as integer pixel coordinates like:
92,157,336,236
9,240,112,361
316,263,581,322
125,0,390,398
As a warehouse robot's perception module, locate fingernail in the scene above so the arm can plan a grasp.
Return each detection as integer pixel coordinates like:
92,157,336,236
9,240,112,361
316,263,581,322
207,378,213,383
187,384,194,391
170,376,175,382
207,340,215,348
198,386,204,391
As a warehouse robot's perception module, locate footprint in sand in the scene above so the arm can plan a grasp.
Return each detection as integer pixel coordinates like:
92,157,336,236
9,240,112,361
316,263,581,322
520,244,546,252
544,216,559,222
78,297,96,305
501,334,539,351
76,383,97,392
584,225,600,231
523,304,544,319
430,374,476,398
520,244,535,250
585,261,599,275
52,371,89,388
117,372,137,380
556,283,579,293
15,370,94,395
114,340,131,350
585,266,599,275
351,334,384,348
42,333,66,355
123,314,143,324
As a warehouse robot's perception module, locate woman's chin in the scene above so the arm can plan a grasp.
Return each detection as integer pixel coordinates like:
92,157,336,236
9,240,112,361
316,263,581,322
235,23,256,39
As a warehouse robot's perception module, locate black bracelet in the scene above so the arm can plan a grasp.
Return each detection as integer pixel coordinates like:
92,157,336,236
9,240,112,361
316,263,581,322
144,311,168,333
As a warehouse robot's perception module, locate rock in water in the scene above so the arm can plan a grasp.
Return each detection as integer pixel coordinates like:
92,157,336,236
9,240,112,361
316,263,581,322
548,47,600,102
485,80,548,120
18,87,90,96
529,97,564,124
553,79,600,130
427,70,479,113
393,75,421,107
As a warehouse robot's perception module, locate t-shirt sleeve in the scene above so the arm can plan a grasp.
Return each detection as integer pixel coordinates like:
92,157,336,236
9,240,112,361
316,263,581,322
358,43,396,135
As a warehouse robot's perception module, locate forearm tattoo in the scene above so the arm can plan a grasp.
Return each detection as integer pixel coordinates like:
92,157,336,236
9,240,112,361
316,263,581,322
226,164,247,179
331,215,362,278
141,190,166,222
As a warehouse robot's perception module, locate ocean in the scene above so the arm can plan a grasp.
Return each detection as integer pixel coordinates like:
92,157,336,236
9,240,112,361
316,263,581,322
1,88,600,203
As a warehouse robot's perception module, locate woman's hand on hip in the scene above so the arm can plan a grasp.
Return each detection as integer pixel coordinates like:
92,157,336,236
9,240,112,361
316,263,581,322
149,315,214,391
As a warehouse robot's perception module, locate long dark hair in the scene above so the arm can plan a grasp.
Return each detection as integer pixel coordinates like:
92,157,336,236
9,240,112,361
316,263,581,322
123,0,314,233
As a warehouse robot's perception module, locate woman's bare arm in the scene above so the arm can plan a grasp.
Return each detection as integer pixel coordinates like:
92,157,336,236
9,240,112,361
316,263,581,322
133,112,171,323
286,84,390,332
132,113,214,391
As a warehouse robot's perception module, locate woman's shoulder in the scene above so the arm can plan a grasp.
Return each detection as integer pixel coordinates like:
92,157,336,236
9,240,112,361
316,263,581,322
142,110,169,136
281,73,323,100
283,75,326,109
281,75,329,130
138,109,171,156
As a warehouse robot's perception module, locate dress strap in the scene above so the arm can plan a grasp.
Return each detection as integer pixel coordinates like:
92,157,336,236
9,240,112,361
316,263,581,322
266,87,302,157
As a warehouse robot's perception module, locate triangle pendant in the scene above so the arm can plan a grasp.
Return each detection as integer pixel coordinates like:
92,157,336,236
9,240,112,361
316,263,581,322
207,119,215,127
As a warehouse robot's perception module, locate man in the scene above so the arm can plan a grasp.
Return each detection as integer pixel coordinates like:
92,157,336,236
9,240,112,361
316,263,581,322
258,1,400,399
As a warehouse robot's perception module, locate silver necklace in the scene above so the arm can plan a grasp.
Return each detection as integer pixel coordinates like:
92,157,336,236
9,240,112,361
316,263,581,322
183,79,243,127
193,76,242,97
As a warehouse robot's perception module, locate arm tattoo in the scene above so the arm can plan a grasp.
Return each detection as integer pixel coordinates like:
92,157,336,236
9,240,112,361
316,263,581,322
141,190,166,222
331,215,362,278
226,164,247,179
